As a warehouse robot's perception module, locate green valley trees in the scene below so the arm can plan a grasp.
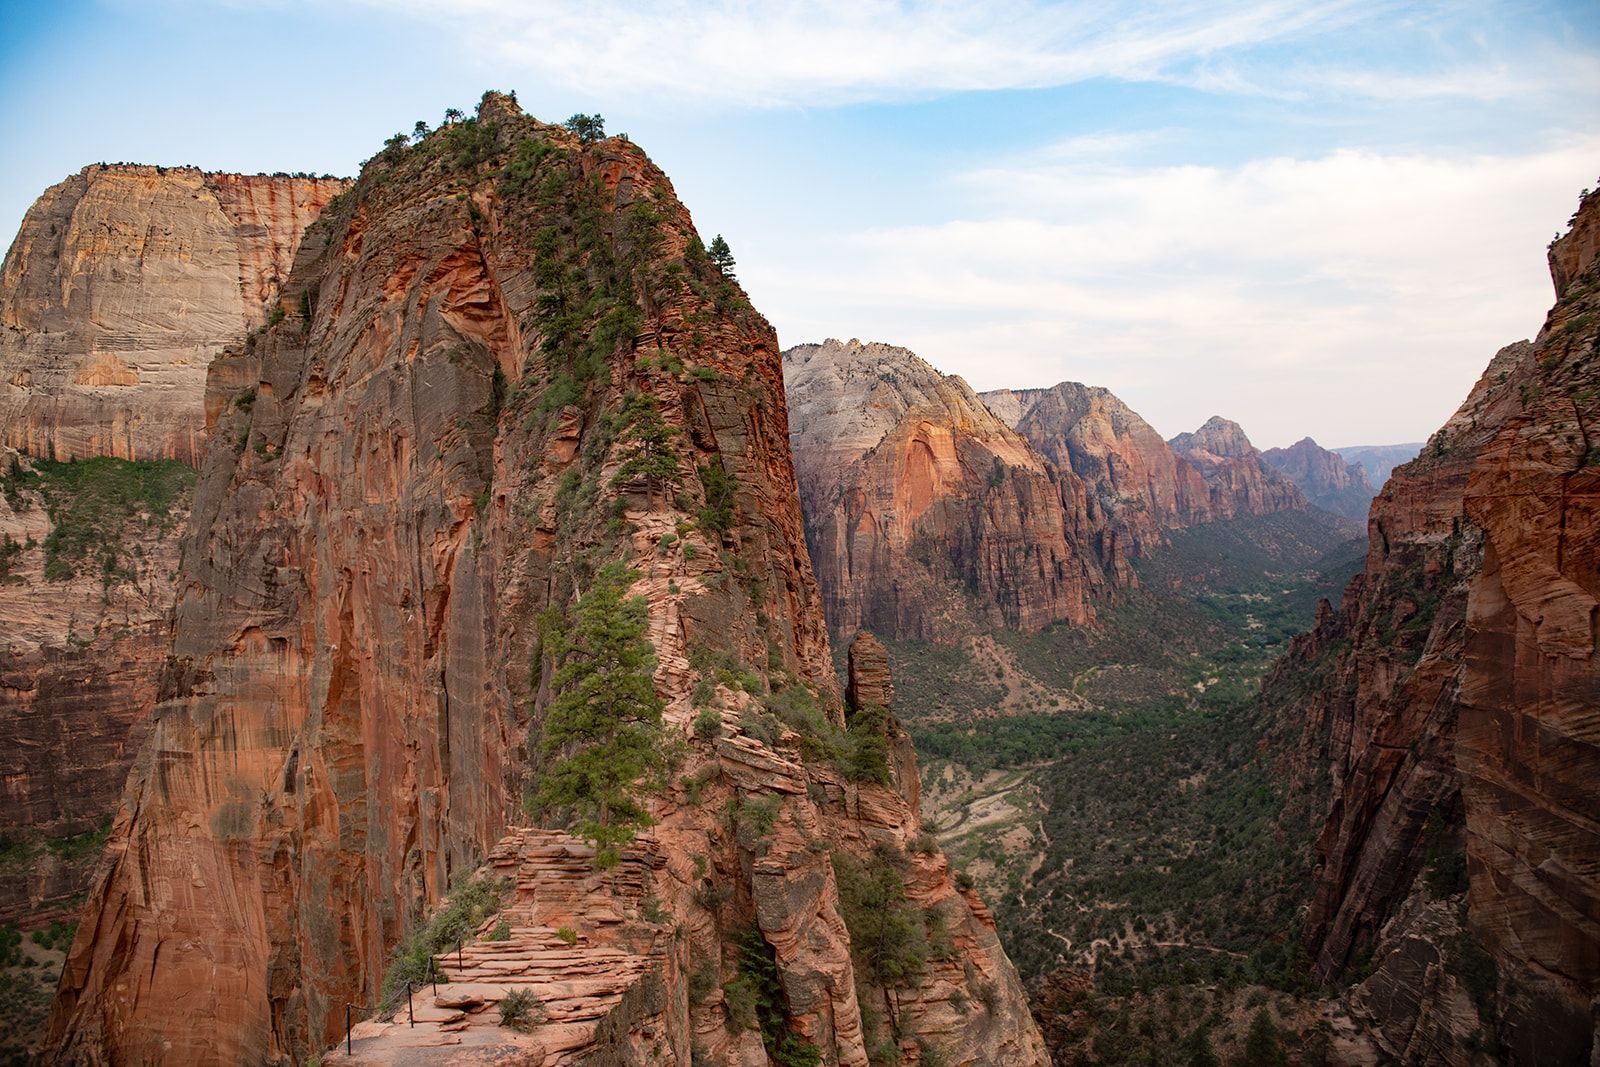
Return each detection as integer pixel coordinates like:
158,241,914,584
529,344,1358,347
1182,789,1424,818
534,563,666,867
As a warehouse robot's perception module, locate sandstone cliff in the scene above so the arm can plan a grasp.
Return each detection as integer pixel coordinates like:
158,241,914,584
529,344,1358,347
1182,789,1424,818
0,165,346,465
1261,436,1375,522
0,451,194,927
1265,186,1600,1064
47,96,1045,1066
784,340,1105,639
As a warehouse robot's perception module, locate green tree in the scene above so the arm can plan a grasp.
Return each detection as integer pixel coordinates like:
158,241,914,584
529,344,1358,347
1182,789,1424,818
412,120,430,142
443,107,464,125
565,113,606,144
535,563,666,867
708,234,736,279
1185,1026,1221,1067
610,392,678,496
835,847,929,992
1238,1009,1286,1067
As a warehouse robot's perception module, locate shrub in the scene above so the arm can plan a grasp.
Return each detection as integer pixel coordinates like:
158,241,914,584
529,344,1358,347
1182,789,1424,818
498,987,544,1031
695,707,723,740
486,919,512,942
379,874,509,1012
556,925,578,945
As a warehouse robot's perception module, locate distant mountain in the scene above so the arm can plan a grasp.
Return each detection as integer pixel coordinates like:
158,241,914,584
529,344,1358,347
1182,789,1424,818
1331,442,1423,488
1262,437,1375,522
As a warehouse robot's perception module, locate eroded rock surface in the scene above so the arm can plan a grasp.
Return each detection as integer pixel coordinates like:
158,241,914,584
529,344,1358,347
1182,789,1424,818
0,165,346,464
46,97,1044,1067
785,340,1105,638
1262,436,1376,522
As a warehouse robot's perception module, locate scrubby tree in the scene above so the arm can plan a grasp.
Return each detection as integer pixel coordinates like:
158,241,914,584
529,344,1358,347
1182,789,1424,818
708,234,736,279
564,113,605,144
412,120,430,142
443,107,464,125
1238,1009,1286,1067
534,563,666,867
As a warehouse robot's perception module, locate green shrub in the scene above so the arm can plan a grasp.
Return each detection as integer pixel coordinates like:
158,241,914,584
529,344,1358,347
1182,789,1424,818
697,461,736,533
379,873,509,1012
694,707,723,740
486,919,511,942
498,987,544,1031
556,925,578,945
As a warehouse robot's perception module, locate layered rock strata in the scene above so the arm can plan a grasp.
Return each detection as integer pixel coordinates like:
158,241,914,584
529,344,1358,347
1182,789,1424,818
47,96,1045,1066
785,340,1105,638
1265,187,1600,1063
1261,436,1376,522
0,165,346,465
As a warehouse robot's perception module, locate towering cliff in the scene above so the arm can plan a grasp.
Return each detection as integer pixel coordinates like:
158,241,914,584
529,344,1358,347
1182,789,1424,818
785,340,1106,638
1261,436,1375,522
47,97,1044,1065
1265,188,1600,1064
0,165,346,465
1332,442,1423,491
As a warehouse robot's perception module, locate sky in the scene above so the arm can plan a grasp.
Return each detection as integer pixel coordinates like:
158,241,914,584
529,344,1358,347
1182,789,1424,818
2,0,1597,448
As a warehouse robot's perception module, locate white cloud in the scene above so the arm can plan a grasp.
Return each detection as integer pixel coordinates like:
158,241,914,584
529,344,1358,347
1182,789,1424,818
748,137,1600,447
334,0,1464,106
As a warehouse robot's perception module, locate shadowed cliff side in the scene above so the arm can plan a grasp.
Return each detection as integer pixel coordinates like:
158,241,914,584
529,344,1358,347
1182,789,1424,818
1264,185,1600,1064
47,95,1045,1066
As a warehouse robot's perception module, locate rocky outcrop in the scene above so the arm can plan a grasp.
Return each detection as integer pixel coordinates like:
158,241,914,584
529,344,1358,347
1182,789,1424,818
47,96,1044,1066
785,340,1105,638
0,165,346,465
1168,415,1307,519
1262,436,1376,522
1265,186,1600,1063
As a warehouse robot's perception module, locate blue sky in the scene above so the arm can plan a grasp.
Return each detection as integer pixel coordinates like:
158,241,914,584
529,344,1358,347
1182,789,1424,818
3,0,1597,448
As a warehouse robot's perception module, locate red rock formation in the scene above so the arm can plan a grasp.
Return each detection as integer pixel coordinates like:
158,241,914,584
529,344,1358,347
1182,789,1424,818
0,165,347,465
786,340,1106,639
1266,186,1600,1064
0,451,192,926
1168,415,1307,519
1262,436,1375,522
47,96,1044,1066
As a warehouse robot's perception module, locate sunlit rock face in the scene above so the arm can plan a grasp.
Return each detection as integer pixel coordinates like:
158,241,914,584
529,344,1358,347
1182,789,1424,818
785,339,1106,639
0,165,347,465
47,97,1046,1066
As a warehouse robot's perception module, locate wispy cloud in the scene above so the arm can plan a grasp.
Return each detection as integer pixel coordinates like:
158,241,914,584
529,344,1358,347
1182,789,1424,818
331,0,1500,106
750,137,1600,447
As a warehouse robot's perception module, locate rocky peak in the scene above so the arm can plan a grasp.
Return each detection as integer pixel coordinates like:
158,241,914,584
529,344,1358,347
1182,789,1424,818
1261,436,1375,522
1169,415,1256,463
785,340,1106,638
46,103,1046,1065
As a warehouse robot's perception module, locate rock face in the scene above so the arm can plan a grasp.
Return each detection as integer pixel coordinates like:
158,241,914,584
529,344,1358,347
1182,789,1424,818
785,340,1105,638
0,165,347,465
47,96,1045,1066
1262,436,1376,522
1265,188,1600,1064
984,385,1308,577
0,452,194,926
1168,415,1307,519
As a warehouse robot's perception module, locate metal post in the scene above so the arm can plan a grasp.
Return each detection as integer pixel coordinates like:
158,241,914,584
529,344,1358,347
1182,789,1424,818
346,1003,352,1057
457,936,463,971
407,981,414,1027
432,962,438,995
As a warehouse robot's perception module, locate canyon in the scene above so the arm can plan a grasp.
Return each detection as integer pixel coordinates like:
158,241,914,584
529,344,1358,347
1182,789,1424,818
30,95,1045,1065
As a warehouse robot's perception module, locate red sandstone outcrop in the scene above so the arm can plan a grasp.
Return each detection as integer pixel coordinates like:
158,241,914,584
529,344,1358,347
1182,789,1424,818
0,165,346,465
785,340,1105,638
1265,186,1600,1063
1262,436,1375,522
47,95,1045,1066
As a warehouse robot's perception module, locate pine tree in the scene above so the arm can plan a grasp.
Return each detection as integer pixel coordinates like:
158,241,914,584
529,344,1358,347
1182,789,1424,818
1184,1025,1221,1067
535,563,666,867
564,113,606,144
1239,1008,1286,1067
708,234,736,279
